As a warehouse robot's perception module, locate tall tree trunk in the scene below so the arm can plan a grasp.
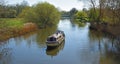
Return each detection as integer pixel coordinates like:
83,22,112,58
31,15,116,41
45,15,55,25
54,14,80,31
99,0,102,22
90,0,97,21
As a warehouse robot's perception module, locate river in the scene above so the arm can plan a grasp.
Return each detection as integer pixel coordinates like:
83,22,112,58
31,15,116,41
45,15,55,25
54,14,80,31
0,19,120,64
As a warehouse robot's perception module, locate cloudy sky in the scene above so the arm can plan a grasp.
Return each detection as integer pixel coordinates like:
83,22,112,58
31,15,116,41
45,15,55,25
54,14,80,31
6,0,85,11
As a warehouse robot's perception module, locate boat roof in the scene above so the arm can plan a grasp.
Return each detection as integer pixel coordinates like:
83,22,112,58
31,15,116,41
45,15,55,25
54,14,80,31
56,30,63,33
49,33,62,38
48,30,64,38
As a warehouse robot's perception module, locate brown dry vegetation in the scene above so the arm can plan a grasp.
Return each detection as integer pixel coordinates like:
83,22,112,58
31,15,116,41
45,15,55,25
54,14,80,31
0,22,38,42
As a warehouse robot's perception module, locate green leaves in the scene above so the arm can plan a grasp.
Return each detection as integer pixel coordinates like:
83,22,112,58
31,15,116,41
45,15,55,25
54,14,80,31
88,8,99,22
74,11,88,22
19,2,60,28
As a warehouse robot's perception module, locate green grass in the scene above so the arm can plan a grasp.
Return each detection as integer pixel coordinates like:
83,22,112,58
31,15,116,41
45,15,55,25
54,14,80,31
0,18,25,29
0,18,38,41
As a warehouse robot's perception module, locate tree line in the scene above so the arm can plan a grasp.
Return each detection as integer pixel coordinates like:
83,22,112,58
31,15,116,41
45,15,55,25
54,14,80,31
0,0,28,18
61,0,120,25
0,0,60,28
61,8,88,22
79,0,120,25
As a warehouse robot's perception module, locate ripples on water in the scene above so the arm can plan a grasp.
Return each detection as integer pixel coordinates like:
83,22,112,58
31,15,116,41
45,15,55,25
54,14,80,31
0,19,120,64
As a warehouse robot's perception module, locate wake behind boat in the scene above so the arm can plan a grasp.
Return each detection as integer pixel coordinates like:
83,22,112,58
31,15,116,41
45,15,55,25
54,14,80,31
46,30,65,47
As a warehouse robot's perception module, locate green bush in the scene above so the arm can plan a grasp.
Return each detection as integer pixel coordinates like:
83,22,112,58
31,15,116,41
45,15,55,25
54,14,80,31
74,11,88,22
19,2,60,28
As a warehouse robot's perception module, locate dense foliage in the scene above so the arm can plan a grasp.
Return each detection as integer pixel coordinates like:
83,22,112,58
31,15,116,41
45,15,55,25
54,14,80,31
79,0,120,25
19,2,60,28
0,0,28,18
74,11,88,22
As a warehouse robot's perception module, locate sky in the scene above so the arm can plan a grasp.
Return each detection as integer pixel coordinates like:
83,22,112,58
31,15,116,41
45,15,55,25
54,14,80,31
6,0,85,11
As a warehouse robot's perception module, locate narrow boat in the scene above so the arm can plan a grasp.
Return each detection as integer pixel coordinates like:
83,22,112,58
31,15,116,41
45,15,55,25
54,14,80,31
46,30,65,47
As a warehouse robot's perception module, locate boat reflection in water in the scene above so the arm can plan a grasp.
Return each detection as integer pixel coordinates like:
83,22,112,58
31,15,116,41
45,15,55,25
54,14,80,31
46,40,65,56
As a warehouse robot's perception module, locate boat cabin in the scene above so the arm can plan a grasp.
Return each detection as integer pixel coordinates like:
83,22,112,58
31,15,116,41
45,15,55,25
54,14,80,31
47,30,64,42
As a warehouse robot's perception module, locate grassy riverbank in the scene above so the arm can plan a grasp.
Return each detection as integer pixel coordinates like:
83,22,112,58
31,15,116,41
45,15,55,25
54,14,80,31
0,18,38,42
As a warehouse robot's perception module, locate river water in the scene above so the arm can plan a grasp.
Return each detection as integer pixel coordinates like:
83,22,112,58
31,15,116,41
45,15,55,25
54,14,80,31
0,19,120,64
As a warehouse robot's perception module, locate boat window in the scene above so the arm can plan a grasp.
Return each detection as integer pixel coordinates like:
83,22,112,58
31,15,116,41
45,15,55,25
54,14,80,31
47,37,56,41
59,35,61,38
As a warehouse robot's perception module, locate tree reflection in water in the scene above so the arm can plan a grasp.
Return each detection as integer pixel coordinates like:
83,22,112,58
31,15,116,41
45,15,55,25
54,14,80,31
0,41,12,64
89,30,120,64
70,19,86,28
36,25,57,48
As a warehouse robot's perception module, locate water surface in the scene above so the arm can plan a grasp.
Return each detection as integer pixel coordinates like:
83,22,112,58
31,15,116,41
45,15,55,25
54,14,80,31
0,19,120,64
